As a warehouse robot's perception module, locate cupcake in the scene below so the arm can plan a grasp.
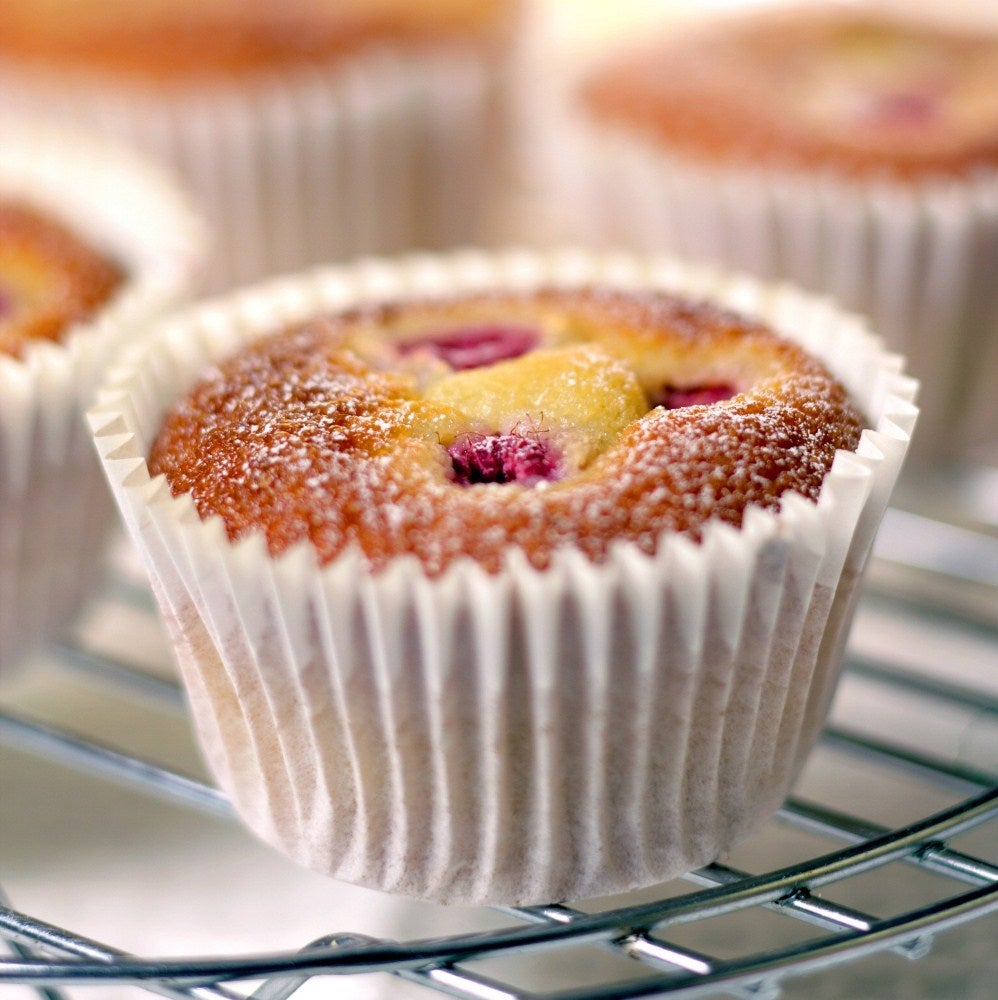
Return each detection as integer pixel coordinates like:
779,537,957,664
0,0,521,292
532,2,996,460
0,117,203,676
90,249,917,905
0,201,125,358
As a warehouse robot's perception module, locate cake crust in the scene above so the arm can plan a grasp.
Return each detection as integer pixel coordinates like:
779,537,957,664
149,288,865,574
0,200,124,359
0,0,517,83
580,8,998,180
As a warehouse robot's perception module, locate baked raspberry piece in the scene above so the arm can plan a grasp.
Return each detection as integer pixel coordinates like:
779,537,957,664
655,384,736,409
448,432,561,485
399,324,538,370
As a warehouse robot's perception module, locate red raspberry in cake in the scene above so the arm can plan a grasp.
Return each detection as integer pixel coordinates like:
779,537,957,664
399,324,538,371
655,383,736,409
449,432,561,485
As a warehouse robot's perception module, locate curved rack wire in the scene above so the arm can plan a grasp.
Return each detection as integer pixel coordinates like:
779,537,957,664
1,501,996,1000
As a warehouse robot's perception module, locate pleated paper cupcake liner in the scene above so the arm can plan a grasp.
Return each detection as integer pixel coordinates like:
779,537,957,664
0,116,205,676
0,46,505,293
91,249,917,904
526,43,995,462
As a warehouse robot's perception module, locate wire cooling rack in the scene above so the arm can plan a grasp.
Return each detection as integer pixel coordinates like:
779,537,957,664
1,490,996,1000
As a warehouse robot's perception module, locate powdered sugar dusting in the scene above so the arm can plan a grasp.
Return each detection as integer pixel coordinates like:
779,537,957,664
148,289,865,575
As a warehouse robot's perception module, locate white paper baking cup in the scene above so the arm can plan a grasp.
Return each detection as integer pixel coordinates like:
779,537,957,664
0,116,205,676
0,44,504,294
90,248,917,905
526,28,995,462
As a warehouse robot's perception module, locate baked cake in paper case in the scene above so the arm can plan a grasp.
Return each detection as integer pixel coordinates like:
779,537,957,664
0,0,522,291
0,116,204,676
90,249,918,904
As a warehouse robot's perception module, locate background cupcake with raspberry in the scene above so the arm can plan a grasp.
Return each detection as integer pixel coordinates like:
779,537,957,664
91,248,916,905
527,1,997,461
0,116,203,676
0,0,521,292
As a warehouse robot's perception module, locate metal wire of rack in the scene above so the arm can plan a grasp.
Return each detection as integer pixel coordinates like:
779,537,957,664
1,502,996,1000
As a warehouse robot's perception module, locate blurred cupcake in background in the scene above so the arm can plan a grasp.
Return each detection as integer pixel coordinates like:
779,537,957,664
0,116,203,677
528,1,998,461
0,0,521,291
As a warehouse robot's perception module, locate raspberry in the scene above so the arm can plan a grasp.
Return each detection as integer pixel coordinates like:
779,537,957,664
654,384,735,409
865,90,939,127
448,433,561,486
401,324,538,370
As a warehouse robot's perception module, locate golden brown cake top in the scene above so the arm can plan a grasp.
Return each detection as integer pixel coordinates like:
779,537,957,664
0,0,517,83
148,288,865,575
0,200,125,359
580,7,998,180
